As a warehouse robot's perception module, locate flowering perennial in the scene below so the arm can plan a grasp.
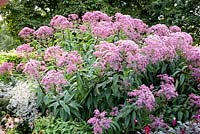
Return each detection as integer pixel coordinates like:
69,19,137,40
0,62,14,74
23,60,41,79
41,70,67,92
189,93,200,107
34,26,54,39
88,109,112,134
128,84,155,111
50,15,73,30
18,27,35,39
16,44,33,53
150,115,169,129
156,74,178,100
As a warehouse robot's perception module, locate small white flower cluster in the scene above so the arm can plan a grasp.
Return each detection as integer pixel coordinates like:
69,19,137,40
7,80,38,127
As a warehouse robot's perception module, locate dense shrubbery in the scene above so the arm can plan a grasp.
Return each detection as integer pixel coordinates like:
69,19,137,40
0,11,200,134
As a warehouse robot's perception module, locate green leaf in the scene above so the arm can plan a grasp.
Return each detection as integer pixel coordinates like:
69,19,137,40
178,111,183,121
179,74,185,86
60,100,71,116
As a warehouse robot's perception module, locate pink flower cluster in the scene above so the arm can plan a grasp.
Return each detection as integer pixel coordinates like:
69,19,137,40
68,14,79,21
189,93,200,107
94,41,122,71
110,107,119,116
44,46,82,73
50,15,73,30
18,27,35,39
114,13,148,41
148,24,170,36
128,84,155,111
16,44,33,53
0,62,14,74
44,46,64,61
87,109,112,134
156,74,178,100
92,21,116,38
41,70,67,92
57,51,83,73
82,11,112,24
149,115,169,129
34,26,54,39
23,60,41,79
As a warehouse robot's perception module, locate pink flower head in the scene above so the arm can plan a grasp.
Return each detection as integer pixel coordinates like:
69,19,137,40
169,25,181,33
189,93,200,107
115,13,148,41
34,26,53,39
16,62,25,71
44,46,64,61
148,24,170,36
79,25,87,32
0,62,14,74
50,15,73,30
68,14,79,21
128,84,155,111
156,74,178,100
144,125,151,134
82,11,112,24
172,117,177,127
41,70,67,92
16,44,33,53
88,109,112,134
23,60,41,79
57,51,83,73
92,21,116,38
150,115,169,129
110,107,119,116
18,27,35,39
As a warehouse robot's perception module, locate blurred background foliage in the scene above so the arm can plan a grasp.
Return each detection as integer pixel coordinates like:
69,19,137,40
0,0,200,50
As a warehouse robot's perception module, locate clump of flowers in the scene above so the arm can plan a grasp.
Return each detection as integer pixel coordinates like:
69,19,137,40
156,74,178,100
0,62,14,74
16,44,33,53
150,115,169,129
50,15,73,30
148,24,170,36
189,93,200,107
114,13,148,41
18,27,35,40
41,70,67,92
87,109,112,134
82,11,112,24
169,25,181,33
57,51,83,73
34,26,54,39
23,60,41,79
110,107,119,116
44,46,64,62
128,84,155,111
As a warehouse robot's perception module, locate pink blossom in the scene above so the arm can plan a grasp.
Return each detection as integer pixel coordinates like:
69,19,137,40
41,70,67,92
79,25,87,32
150,115,169,129
34,26,54,39
44,46,64,61
57,51,83,73
0,62,14,74
156,74,178,100
88,109,112,134
16,44,33,53
50,15,73,30
82,11,112,24
68,14,79,21
128,84,155,111
148,24,170,36
169,25,181,33
110,107,119,116
92,21,116,38
5,117,14,129
23,60,41,79
189,93,200,107
115,13,148,41
18,27,35,39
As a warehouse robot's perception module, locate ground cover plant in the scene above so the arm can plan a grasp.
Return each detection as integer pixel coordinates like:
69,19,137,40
0,11,200,134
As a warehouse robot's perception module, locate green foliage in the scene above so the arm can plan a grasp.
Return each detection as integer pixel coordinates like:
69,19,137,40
0,51,22,65
33,116,92,134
